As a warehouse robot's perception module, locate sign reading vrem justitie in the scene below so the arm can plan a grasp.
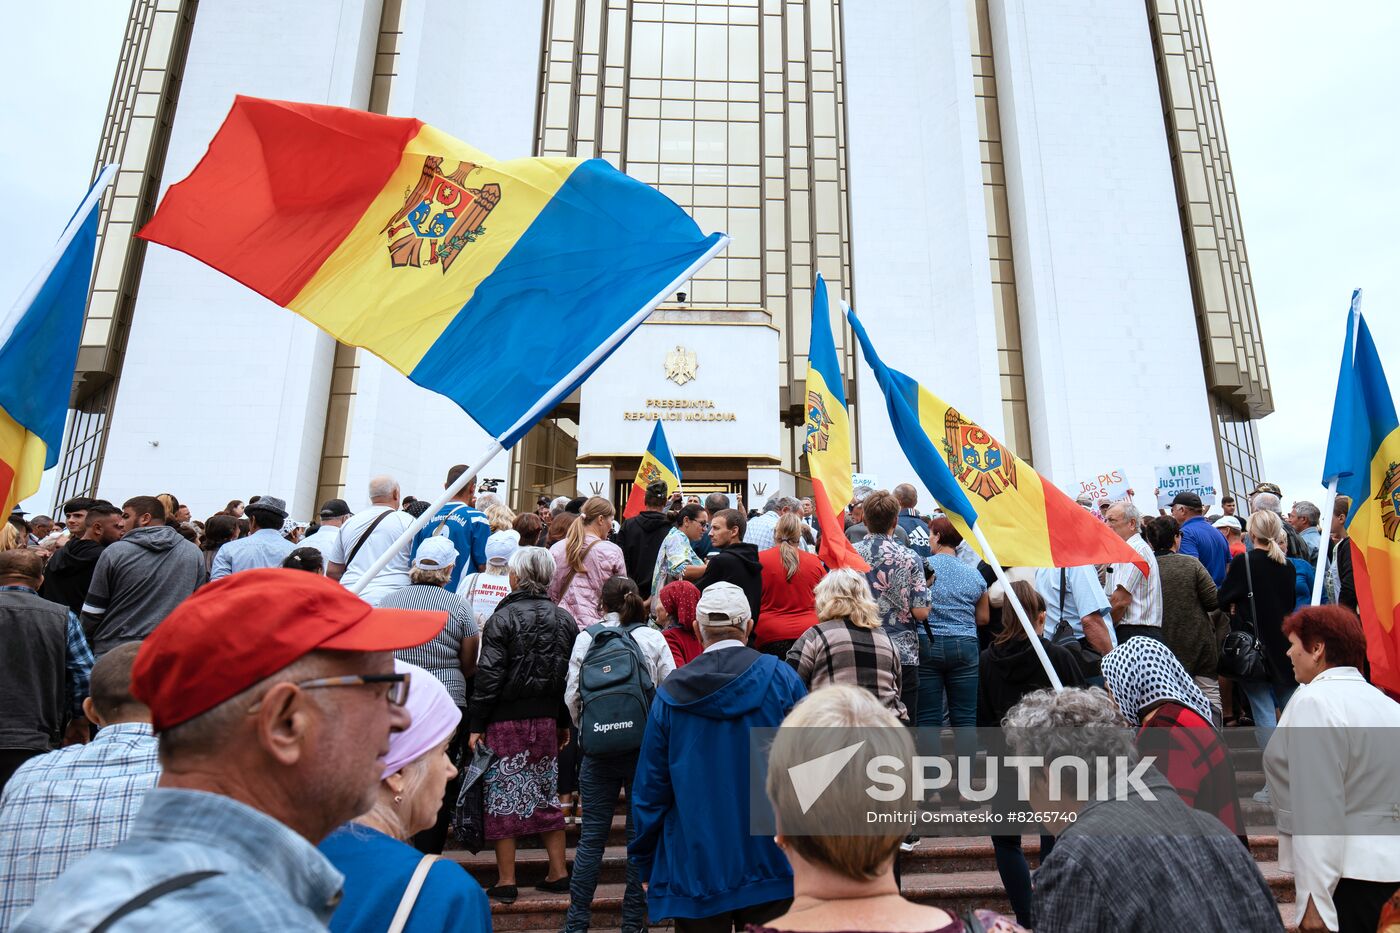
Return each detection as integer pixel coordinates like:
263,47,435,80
1154,462,1218,509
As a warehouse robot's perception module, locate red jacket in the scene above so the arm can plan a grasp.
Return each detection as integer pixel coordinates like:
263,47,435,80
755,547,826,646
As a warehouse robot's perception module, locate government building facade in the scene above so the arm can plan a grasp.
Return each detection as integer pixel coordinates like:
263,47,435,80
53,0,1271,519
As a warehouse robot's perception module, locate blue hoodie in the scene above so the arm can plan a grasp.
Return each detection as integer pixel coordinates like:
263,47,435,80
630,645,807,921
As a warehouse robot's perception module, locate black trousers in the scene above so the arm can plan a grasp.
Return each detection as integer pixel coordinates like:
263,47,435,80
674,897,791,933
1114,624,1165,644
0,748,43,794
1334,878,1399,933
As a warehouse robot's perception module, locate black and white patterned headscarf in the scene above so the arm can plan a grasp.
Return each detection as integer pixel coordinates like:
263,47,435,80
1100,636,1213,725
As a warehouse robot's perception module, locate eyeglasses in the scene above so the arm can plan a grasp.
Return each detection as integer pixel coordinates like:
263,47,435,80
249,672,412,713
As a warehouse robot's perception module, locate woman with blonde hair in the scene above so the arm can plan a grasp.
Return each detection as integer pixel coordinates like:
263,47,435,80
756,512,827,657
785,569,906,720
0,522,24,551
548,496,625,630
1217,508,1299,757
485,503,516,533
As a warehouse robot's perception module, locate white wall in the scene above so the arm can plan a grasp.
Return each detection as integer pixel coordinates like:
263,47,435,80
843,0,1003,508
989,0,1220,510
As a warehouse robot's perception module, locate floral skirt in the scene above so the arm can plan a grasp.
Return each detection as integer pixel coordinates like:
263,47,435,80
483,716,565,840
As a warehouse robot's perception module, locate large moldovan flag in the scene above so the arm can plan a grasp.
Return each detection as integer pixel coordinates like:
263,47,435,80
140,97,727,447
1321,290,1400,694
624,420,681,520
0,166,117,516
846,306,1146,573
804,274,866,570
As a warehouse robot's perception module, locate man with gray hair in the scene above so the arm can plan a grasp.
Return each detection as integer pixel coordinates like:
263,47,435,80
742,494,801,550
1288,500,1322,560
1004,688,1281,932
1103,501,1162,642
631,581,806,932
1250,488,1310,559
326,475,416,605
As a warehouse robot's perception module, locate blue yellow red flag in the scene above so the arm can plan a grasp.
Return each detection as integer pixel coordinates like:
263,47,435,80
624,420,681,520
1321,290,1400,695
0,165,117,517
139,97,727,447
804,274,866,570
846,306,1146,573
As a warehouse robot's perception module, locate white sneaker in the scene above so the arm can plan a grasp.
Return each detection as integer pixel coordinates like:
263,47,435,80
1252,786,1271,805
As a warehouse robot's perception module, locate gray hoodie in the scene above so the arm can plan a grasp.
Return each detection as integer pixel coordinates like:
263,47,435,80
81,524,207,657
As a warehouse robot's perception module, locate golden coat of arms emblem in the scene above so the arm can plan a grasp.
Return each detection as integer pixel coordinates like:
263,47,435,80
664,346,698,385
382,156,500,273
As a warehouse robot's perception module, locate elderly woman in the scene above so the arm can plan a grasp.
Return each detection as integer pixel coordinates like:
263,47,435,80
469,546,578,904
785,569,906,720
456,529,519,627
1265,605,1400,933
1142,515,1225,723
758,685,964,933
1100,637,1245,838
319,661,490,933
379,536,481,854
549,496,626,630
655,579,703,667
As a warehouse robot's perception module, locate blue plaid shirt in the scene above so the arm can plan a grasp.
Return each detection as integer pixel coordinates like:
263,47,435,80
0,723,160,930
0,586,92,717
11,788,344,932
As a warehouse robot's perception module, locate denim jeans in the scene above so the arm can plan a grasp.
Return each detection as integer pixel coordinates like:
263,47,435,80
916,633,979,764
565,751,645,933
1240,680,1298,753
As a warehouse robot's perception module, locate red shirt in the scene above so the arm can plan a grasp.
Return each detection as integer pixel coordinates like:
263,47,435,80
755,547,827,645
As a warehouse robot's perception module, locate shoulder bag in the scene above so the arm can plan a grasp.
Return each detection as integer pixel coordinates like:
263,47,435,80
557,540,599,599
387,854,440,933
92,871,224,932
1219,552,1270,682
344,507,395,568
1050,567,1102,678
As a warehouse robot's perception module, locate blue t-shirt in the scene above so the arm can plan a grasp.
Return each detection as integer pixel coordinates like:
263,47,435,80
1178,515,1229,586
412,502,490,591
319,824,490,933
924,552,987,639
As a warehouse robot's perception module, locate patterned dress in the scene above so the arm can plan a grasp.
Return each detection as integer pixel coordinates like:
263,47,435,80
852,533,931,666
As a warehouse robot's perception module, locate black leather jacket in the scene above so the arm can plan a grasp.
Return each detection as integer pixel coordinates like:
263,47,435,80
468,587,577,732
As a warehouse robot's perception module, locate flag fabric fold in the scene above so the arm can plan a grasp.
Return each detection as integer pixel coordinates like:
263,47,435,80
1321,291,1400,695
139,96,726,447
845,305,1146,574
804,274,866,570
623,421,681,520
0,166,116,516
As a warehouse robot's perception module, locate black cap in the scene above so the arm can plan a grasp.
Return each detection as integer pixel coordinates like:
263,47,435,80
318,498,352,520
1170,491,1204,509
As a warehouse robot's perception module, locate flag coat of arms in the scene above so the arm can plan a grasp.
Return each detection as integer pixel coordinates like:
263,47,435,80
846,306,1147,573
139,96,727,447
1321,291,1400,694
624,421,681,520
804,274,866,570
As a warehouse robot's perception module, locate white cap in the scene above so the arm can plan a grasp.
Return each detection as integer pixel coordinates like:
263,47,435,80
413,536,458,570
695,581,752,628
1212,515,1242,532
486,529,521,566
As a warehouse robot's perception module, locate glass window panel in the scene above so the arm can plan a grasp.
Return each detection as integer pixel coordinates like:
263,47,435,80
730,165,760,186
631,22,663,78
660,163,694,183
660,119,694,162
661,98,695,119
663,79,696,97
693,185,726,206
728,207,761,256
662,23,695,79
627,118,660,162
696,99,726,120
729,120,759,164
631,98,660,118
696,120,727,163
695,164,727,185
730,25,760,82
696,24,727,81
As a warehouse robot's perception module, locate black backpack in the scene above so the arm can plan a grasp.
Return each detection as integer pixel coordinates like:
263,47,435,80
578,622,655,756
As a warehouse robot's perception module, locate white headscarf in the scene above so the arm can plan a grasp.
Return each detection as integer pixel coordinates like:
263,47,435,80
1100,636,1214,726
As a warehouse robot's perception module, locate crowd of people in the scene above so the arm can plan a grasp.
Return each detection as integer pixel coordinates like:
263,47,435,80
0,469,1397,932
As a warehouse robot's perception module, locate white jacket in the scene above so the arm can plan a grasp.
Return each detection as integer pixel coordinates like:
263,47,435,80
1263,666,1400,930
564,613,675,729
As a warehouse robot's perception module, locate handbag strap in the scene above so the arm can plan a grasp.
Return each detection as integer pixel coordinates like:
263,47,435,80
1240,549,1261,636
387,854,439,933
345,508,395,568
558,540,600,599
92,871,223,932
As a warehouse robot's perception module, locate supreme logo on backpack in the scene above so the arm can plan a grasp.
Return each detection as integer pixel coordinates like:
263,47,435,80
578,623,655,756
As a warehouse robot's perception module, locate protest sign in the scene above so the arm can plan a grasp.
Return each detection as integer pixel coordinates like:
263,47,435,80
851,472,878,490
1077,468,1130,503
1155,462,1218,508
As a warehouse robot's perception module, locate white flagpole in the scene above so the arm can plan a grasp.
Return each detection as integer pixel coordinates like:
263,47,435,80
351,234,731,596
1311,478,1338,606
970,524,1064,691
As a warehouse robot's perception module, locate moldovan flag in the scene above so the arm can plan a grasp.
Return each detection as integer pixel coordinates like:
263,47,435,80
1321,290,1400,694
0,166,117,516
846,306,1147,573
624,421,682,520
140,97,727,447
804,275,866,570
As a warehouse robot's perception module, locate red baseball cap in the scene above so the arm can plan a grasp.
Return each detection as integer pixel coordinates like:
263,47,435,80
131,568,446,732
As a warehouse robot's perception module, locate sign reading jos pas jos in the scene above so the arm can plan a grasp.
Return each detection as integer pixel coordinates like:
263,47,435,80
1154,462,1218,508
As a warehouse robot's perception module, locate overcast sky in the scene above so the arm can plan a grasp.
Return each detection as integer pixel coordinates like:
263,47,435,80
2,2,1396,513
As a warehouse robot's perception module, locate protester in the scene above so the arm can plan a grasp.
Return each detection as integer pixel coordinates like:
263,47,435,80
1103,501,1163,641
1252,488,1311,563
844,487,909,546
300,498,351,556
786,568,906,719
327,475,417,606
1214,515,1246,557
39,501,122,614
1328,495,1356,610
319,660,489,933
60,497,97,537
1100,637,1245,836
617,480,674,599
657,579,703,667
563,576,674,933
650,502,708,600
1220,494,1238,517
548,496,626,630
696,508,763,621
547,511,577,548
469,546,576,903
632,581,806,932
744,494,800,550
413,466,491,592
11,569,441,930
1004,688,1284,932
281,547,325,574
1170,491,1228,586
1217,509,1299,757
0,644,160,929
760,686,962,933
918,516,988,731
209,495,294,578
0,522,23,552
756,513,826,657
1142,515,1224,722
512,510,546,549
1265,605,1400,933
851,491,929,722
1288,500,1323,561
891,483,932,562
457,529,519,626
1034,563,1115,682
80,495,206,658
693,491,732,559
